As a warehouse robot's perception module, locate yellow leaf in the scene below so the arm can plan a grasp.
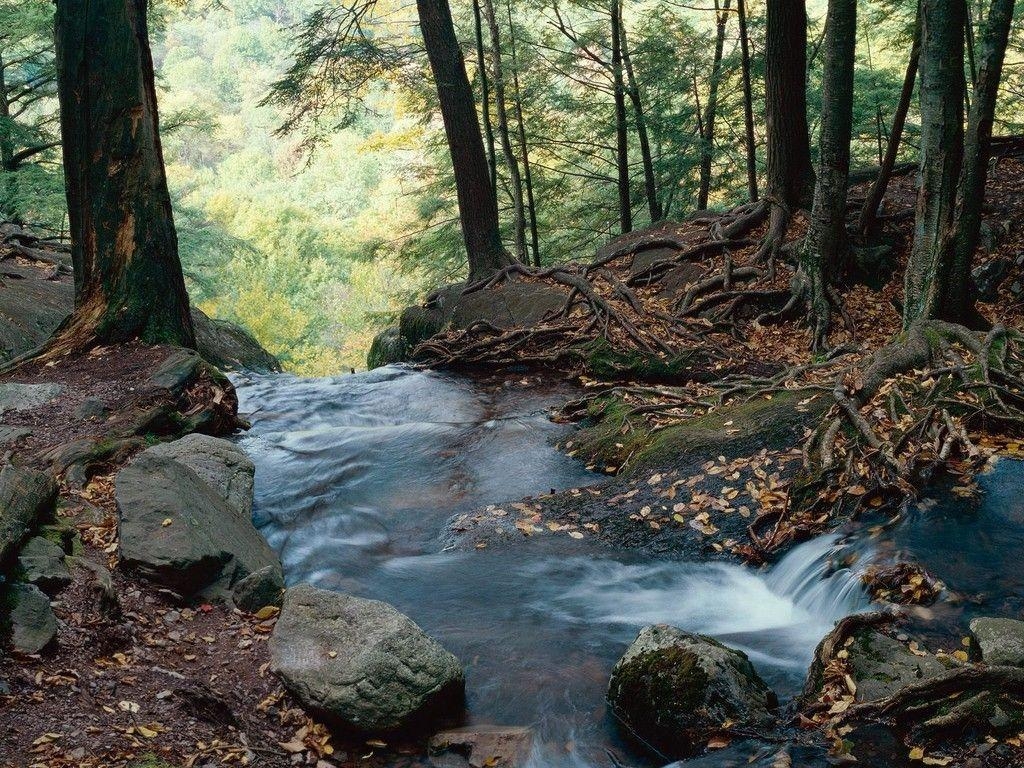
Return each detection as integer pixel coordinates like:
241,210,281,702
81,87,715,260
136,725,158,739
161,518,172,527
909,746,925,760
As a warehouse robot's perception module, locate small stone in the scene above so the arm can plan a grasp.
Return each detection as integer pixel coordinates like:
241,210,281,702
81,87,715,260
7,582,57,653
73,397,110,422
232,565,285,613
17,537,72,594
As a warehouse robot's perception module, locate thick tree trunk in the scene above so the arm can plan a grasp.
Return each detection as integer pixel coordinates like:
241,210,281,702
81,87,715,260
482,0,527,262
417,0,513,283
800,0,857,350
610,0,632,234
697,0,731,212
947,0,1015,318
472,0,498,199
762,0,814,257
620,19,662,223
737,0,758,202
902,0,965,327
54,0,195,349
505,0,540,266
858,5,921,236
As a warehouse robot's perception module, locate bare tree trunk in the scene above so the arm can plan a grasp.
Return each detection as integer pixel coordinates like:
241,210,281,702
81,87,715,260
620,17,662,222
697,0,732,211
505,0,540,266
482,0,527,261
902,0,965,327
610,0,632,234
472,0,498,199
737,0,758,202
417,0,513,283
858,4,921,236
53,0,195,350
799,0,857,350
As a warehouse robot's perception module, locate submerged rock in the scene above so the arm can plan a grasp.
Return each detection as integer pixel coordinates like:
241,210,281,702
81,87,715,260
428,725,534,768
970,617,1024,667
17,537,71,594
6,582,57,653
270,583,465,734
0,465,57,566
116,453,279,598
145,434,255,516
607,625,777,759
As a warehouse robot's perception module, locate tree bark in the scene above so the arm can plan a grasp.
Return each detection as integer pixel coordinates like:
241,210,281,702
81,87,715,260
762,0,814,256
858,4,921,236
53,0,195,349
472,0,498,199
620,17,662,222
800,0,857,350
417,0,513,282
610,0,632,234
947,0,1015,319
902,0,965,327
697,0,732,211
505,0,541,266
737,0,758,202
482,0,527,262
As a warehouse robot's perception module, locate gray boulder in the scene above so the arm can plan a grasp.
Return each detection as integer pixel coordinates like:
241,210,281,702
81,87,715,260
970,617,1024,667
116,453,279,598
232,564,285,613
0,465,57,566
270,583,465,733
607,625,777,759
145,434,255,516
0,382,63,417
17,536,71,594
845,629,946,702
7,582,57,653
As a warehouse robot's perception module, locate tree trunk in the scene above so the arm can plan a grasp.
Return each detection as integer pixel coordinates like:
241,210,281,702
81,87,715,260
858,4,921,236
697,0,731,212
800,0,857,350
947,0,1015,320
737,0,758,202
417,0,513,283
761,0,814,258
53,0,195,350
472,0,498,199
505,0,541,266
610,0,632,234
620,17,662,222
902,0,965,327
0,53,13,172
482,0,527,262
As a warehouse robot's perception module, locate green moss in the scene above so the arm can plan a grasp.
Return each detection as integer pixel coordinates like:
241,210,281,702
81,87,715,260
579,338,701,381
128,755,180,768
610,647,708,725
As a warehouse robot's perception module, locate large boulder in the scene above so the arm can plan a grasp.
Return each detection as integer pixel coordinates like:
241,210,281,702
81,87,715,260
607,625,777,759
145,434,255,516
270,584,465,734
115,452,279,598
970,617,1024,667
6,582,57,653
0,465,57,566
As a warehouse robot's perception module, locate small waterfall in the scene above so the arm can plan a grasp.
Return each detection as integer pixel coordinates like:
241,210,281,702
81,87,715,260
765,535,872,621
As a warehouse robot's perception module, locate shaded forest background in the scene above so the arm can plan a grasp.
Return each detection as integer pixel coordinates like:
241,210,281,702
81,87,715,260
3,0,1023,373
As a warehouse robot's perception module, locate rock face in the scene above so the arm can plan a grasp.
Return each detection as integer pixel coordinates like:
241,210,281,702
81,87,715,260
270,584,465,734
146,434,255,516
116,452,279,598
17,536,71,594
607,625,777,759
0,465,57,566
6,582,57,653
970,617,1024,667
428,725,534,768
845,629,946,701
366,327,407,370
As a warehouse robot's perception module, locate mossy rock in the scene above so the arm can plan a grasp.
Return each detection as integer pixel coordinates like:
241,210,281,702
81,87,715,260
579,337,703,381
367,326,408,369
608,625,777,760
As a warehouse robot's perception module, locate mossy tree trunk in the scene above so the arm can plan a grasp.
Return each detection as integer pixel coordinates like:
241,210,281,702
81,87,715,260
54,0,195,350
799,0,857,349
610,0,632,235
417,0,514,283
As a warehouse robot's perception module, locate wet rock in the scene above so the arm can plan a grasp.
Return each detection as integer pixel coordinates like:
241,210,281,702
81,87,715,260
116,453,278,598
6,582,57,653
970,617,1024,667
191,306,282,373
17,537,71,594
845,629,946,701
232,564,285,613
270,583,464,734
607,625,777,759
145,434,255,516
367,327,407,369
0,464,57,566
0,382,63,416
973,257,1012,302
428,725,533,768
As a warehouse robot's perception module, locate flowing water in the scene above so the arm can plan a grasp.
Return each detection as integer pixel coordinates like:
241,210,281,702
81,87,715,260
234,366,874,767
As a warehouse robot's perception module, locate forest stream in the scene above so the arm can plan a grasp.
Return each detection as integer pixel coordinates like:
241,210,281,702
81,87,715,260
227,365,1010,768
